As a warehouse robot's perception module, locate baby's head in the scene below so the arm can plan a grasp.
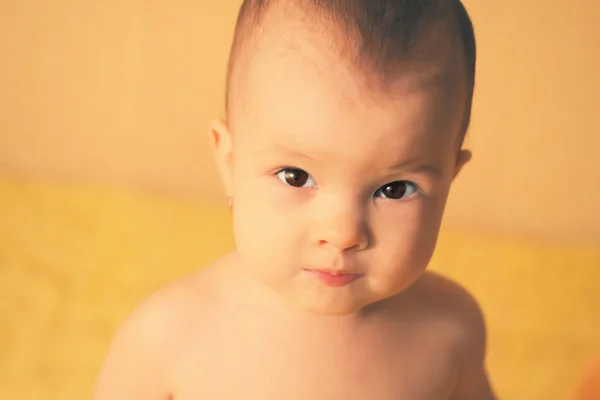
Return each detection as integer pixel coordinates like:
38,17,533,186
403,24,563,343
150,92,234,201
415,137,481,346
211,0,476,315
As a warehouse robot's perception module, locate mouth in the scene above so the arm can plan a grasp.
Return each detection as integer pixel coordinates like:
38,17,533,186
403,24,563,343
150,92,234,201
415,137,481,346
303,269,363,287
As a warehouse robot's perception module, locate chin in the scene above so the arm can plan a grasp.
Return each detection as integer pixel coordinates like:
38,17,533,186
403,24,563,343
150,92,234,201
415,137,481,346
304,304,360,316
290,295,373,316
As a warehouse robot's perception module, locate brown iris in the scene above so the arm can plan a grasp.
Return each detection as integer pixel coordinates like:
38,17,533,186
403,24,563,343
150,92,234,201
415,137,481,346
380,181,409,199
284,168,309,187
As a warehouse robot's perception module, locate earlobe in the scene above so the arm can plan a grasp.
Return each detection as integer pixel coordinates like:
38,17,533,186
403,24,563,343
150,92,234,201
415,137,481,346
209,118,234,196
453,149,472,179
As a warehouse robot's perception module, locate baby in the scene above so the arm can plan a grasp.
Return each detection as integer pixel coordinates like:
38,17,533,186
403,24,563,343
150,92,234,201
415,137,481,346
94,0,496,399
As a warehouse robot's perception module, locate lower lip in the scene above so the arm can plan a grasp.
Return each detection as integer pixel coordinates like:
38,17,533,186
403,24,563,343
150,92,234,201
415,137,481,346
304,270,362,287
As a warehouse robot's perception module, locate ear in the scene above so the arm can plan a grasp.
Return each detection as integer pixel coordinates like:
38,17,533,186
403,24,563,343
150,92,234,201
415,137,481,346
453,149,472,180
209,118,234,197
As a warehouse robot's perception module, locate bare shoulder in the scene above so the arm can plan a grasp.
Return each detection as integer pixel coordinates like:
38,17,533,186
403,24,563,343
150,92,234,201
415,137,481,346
406,271,486,338
92,258,224,400
404,271,496,399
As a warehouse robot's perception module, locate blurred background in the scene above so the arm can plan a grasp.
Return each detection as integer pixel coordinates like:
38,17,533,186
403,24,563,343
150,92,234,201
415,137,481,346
0,0,599,399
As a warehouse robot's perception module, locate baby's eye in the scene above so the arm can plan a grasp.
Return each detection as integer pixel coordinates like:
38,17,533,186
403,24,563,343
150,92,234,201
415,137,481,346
375,181,418,200
276,168,316,188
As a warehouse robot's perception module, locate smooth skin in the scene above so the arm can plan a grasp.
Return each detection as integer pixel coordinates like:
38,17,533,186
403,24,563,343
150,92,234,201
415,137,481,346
93,19,496,400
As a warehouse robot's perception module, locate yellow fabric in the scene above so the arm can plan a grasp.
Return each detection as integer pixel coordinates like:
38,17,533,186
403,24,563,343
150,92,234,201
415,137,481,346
1,175,598,400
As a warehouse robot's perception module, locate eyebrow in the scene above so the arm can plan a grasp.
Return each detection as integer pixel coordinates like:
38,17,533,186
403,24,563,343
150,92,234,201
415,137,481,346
258,143,317,162
386,160,443,179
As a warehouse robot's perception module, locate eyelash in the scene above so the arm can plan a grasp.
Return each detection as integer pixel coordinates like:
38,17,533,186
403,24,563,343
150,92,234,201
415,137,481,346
274,167,420,200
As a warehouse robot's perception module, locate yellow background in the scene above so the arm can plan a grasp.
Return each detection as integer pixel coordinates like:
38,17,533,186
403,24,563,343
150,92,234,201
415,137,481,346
1,0,599,243
1,1,599,399
2,176,599,400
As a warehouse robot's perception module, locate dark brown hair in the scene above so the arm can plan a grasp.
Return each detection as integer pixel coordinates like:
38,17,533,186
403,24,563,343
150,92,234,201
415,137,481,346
226,0,476,136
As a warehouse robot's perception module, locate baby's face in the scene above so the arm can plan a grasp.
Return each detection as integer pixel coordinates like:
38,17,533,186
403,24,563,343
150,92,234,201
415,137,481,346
216,35,470,315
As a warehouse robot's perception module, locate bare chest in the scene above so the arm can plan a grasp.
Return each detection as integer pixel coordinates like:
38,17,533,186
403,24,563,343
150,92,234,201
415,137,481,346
171,322,457,400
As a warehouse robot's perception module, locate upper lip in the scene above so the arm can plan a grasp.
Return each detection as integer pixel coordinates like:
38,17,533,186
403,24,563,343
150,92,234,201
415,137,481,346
304,254,362,275
304,268,361,276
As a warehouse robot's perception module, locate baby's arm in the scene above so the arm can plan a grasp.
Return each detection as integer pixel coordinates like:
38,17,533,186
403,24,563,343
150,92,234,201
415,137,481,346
448,288,496,400
92,288,184,400
451,364,495,400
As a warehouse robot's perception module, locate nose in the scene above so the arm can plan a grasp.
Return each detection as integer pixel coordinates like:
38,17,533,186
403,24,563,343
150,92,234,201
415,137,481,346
312,205,369,252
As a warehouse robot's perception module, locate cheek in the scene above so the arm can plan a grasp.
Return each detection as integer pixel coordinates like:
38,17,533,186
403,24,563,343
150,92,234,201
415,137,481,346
231,172,308,272
374,197,446,275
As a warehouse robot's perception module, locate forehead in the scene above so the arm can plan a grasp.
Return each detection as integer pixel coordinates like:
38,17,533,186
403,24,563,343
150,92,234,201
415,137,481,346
231,30,465,162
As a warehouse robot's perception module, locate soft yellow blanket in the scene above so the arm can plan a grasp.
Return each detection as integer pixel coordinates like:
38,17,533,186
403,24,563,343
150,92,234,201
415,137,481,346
1,175,598,399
